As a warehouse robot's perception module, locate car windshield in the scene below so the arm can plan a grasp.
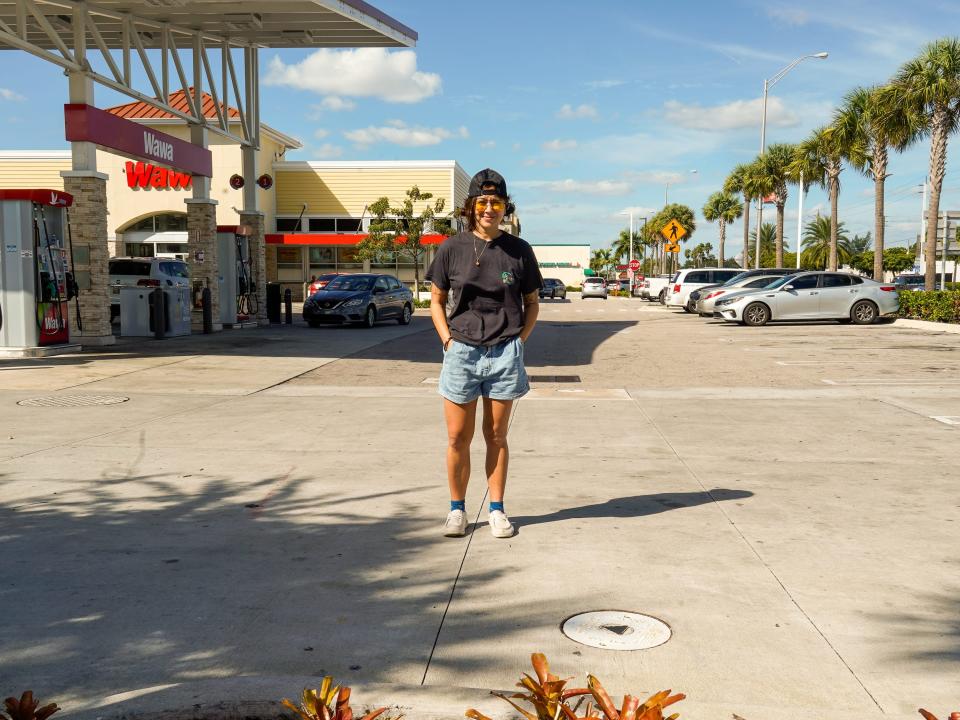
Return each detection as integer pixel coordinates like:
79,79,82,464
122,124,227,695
721,272,750,286
325,276,374,292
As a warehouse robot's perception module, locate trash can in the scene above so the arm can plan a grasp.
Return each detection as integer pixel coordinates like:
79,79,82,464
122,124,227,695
119,287,153,336
165,286,192,337
266,282,282,323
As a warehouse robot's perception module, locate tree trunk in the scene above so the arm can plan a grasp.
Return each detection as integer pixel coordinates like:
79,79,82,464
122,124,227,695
775,202,785,268
873,146,887,281
741,193,751,268
925,111,948,290
718,219,726,268
829,171,840,271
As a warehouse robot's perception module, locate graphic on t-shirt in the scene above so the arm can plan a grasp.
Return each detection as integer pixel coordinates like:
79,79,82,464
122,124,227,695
501,271,515,285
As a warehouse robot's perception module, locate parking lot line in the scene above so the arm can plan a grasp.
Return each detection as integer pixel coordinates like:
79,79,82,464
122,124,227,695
930,415,960,425
822,378,960,386
776,360,892,366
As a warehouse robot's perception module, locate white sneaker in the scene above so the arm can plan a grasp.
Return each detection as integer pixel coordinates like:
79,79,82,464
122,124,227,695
488,510,515,538
443,509,467,537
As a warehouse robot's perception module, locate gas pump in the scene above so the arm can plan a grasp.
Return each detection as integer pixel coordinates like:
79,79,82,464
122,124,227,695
0,189,77,351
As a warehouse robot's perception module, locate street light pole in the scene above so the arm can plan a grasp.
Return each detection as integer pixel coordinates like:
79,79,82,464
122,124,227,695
755,52,828,269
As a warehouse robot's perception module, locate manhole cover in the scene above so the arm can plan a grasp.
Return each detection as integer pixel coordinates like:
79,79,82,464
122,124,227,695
561,610,671,650
17,395,130,408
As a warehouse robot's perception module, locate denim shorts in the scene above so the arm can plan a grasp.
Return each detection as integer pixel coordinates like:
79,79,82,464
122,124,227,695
439,336,529,404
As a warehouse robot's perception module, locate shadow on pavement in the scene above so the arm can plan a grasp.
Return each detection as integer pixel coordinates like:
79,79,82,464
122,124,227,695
510,489,753,528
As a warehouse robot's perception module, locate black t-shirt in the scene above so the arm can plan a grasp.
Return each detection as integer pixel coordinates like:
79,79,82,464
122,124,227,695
426,231,543,346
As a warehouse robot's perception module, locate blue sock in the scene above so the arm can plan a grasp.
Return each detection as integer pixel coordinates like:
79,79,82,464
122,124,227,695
489,501,504,513
450,500,465,512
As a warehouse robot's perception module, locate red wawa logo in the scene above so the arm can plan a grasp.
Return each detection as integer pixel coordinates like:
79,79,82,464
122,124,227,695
125,161,192,190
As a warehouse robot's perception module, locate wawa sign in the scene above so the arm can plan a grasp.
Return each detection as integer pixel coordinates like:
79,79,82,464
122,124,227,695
64,103,212,177
125,161,192,190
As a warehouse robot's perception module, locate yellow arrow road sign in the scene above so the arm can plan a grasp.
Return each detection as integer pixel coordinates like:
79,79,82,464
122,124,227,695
661,219,687,242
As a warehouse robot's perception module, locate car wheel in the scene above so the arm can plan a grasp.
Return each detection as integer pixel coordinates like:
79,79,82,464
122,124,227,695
851,300,878,325
362,306,376,328
743,302,770,326
658,289,667,304
684,301,695,313
398,303,412,325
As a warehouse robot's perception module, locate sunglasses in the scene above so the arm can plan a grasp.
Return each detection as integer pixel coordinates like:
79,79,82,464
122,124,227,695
475,197,505,212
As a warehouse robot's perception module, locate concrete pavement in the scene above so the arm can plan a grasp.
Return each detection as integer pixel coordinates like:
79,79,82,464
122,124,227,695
1,297,958,720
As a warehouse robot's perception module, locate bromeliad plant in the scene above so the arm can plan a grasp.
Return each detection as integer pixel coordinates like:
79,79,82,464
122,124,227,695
282,676,398,720
466,653,685,720
1,693,60,720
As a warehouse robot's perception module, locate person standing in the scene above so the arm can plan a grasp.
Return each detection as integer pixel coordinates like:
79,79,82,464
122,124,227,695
426,169,542,539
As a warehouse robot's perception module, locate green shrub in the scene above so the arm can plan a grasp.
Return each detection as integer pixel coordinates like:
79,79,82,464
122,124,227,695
898,290,960,323
413,298,431,309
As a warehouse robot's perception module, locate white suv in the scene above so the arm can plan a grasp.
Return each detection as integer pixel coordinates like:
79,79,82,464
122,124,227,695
109,257,190,320
665,268,742,312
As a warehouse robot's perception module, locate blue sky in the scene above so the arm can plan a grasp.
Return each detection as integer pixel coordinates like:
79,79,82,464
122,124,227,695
1,0,959,255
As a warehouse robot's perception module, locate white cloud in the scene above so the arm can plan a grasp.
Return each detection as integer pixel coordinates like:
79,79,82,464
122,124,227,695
344,121,468,147
766,7,810,25
624,170,687,185
314,129,330,139
0,88,25,101
520,179,631,196
320,96,356,112
557,103,598,119
662,97,800,131
480,140,496,149
542,139,578,151
616,206,659,219
265,48,441,103
586,80,625,89
314,143,344,159
512,143,522,151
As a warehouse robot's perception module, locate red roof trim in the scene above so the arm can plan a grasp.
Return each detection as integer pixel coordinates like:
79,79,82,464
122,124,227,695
265,233,447,246
107,88,241,122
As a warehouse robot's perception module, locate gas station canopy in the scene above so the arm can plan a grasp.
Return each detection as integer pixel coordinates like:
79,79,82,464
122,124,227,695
0,0,417,49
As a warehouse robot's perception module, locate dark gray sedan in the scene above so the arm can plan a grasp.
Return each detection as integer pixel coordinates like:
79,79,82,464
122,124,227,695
303,273,414,328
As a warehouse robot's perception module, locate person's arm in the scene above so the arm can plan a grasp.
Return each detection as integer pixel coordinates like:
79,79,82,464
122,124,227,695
430,285,454,350
519,290,539,343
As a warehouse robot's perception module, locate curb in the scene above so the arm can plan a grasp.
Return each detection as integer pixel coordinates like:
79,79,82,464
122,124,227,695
894,317,960,334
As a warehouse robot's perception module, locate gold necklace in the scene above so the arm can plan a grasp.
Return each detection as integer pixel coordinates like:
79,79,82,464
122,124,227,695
473,236,491,266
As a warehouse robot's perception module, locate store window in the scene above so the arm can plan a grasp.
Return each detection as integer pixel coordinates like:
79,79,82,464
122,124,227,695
309,218,336,232
337,246,363,270
276,218,304,232
309,247,336,275
370,248,397,269
276,246,303,282
123,213,187,233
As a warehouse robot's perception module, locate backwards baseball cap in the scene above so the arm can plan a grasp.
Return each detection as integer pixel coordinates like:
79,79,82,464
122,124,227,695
468,168,508,198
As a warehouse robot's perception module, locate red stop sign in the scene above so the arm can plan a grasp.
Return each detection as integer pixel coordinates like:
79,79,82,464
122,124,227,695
628,259,641,272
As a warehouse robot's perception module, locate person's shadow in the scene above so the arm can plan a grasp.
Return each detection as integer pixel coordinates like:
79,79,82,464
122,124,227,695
510,489,753,528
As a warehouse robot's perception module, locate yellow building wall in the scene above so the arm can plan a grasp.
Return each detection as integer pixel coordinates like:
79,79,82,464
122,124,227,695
0,156,67,190
274,165,455,216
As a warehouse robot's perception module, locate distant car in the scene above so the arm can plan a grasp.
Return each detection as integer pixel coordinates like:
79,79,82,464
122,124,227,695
540,278,567,300
640,274,673,302
714,271,899,326
581,276,608,299
894,274,941,291
694,274,793,317
665,268,743,311
109,256,190,321
302,273,413,328
617,280,630,293
308,273,339,295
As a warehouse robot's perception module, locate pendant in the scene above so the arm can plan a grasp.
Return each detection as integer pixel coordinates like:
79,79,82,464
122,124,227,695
475,260,480,266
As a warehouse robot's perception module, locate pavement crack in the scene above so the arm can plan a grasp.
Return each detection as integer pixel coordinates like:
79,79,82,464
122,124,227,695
626,389,885,714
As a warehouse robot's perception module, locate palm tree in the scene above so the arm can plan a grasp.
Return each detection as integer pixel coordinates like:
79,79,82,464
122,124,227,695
723,164,752,269
743,158,775,269
887,38,960,290
831,85,924,281
748,223,778,268
612,228,643,266
802,216,851,269
790,127,851,271
702,192,743,267
757,143,799,267
590,248,614,278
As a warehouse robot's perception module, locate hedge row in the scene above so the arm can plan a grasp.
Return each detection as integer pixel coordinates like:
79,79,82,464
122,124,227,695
898,290,960,323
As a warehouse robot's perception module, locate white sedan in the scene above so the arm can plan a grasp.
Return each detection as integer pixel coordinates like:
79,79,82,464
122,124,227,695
714,272,899,326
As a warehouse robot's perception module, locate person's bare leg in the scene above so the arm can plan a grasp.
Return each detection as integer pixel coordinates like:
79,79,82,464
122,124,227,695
482,398,513,502
444,398,477,501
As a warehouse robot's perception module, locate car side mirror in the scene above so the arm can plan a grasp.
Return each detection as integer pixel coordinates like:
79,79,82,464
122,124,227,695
782,285,794,291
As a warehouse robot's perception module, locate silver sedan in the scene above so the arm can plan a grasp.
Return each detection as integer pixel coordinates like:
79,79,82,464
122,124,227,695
714,272,899,326
695,274,790,317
